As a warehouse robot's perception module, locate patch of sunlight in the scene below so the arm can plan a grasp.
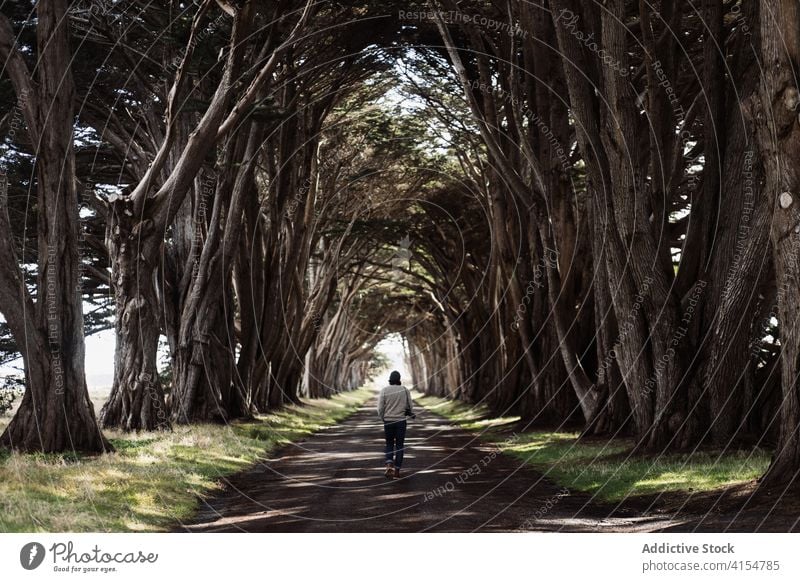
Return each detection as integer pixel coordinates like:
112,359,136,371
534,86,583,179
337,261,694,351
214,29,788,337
125,519,157,532
130,453,161,465
465,416,520,431
636,473,693,487
505,441,552,453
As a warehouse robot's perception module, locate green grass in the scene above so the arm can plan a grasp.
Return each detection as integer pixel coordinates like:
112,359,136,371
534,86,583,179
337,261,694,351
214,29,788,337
0,388,372,532
416,393,770,503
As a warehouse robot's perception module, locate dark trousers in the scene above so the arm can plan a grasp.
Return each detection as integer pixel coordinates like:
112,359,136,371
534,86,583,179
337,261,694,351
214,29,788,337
384,420,407,468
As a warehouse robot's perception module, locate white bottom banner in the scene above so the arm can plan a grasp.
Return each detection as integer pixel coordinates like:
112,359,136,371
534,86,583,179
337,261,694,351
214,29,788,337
0,533,796,582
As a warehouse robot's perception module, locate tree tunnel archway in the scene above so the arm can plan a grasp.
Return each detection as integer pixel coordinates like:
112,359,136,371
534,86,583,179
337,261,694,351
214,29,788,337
0,0,797,488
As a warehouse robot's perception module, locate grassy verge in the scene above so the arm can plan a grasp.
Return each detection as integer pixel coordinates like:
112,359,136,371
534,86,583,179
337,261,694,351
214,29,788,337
0,388,372,532
416,393,770,503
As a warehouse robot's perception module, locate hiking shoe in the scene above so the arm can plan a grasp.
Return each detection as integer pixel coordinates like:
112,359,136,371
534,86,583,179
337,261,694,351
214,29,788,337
393,468,401,479
384,463,394,478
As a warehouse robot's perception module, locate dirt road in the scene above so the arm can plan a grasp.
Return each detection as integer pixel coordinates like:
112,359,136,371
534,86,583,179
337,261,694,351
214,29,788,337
179,400,797,532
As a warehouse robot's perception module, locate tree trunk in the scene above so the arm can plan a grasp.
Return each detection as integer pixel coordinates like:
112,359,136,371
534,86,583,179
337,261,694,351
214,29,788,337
171,121,261,423
0,1,110,452
100,207,169,431
3,333,111,452
584,192,630,435
753,0,800,486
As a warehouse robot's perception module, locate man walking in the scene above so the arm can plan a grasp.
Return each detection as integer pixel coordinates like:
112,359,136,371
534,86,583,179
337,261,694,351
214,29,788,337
377,370,414,479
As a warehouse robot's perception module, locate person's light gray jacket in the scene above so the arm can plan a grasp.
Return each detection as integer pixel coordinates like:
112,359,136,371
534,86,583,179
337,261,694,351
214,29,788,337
377,384,414,422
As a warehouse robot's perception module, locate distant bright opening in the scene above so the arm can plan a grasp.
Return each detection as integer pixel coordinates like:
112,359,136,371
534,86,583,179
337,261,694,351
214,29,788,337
374,333,406,389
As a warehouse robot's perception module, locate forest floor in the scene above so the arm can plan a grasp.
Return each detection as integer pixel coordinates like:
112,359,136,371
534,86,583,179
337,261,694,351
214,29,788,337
181,395,800,532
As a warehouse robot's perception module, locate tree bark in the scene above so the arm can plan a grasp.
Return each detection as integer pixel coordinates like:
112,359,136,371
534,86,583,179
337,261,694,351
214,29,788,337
100,207,169,431
753,0,800,486
0,1,110,452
